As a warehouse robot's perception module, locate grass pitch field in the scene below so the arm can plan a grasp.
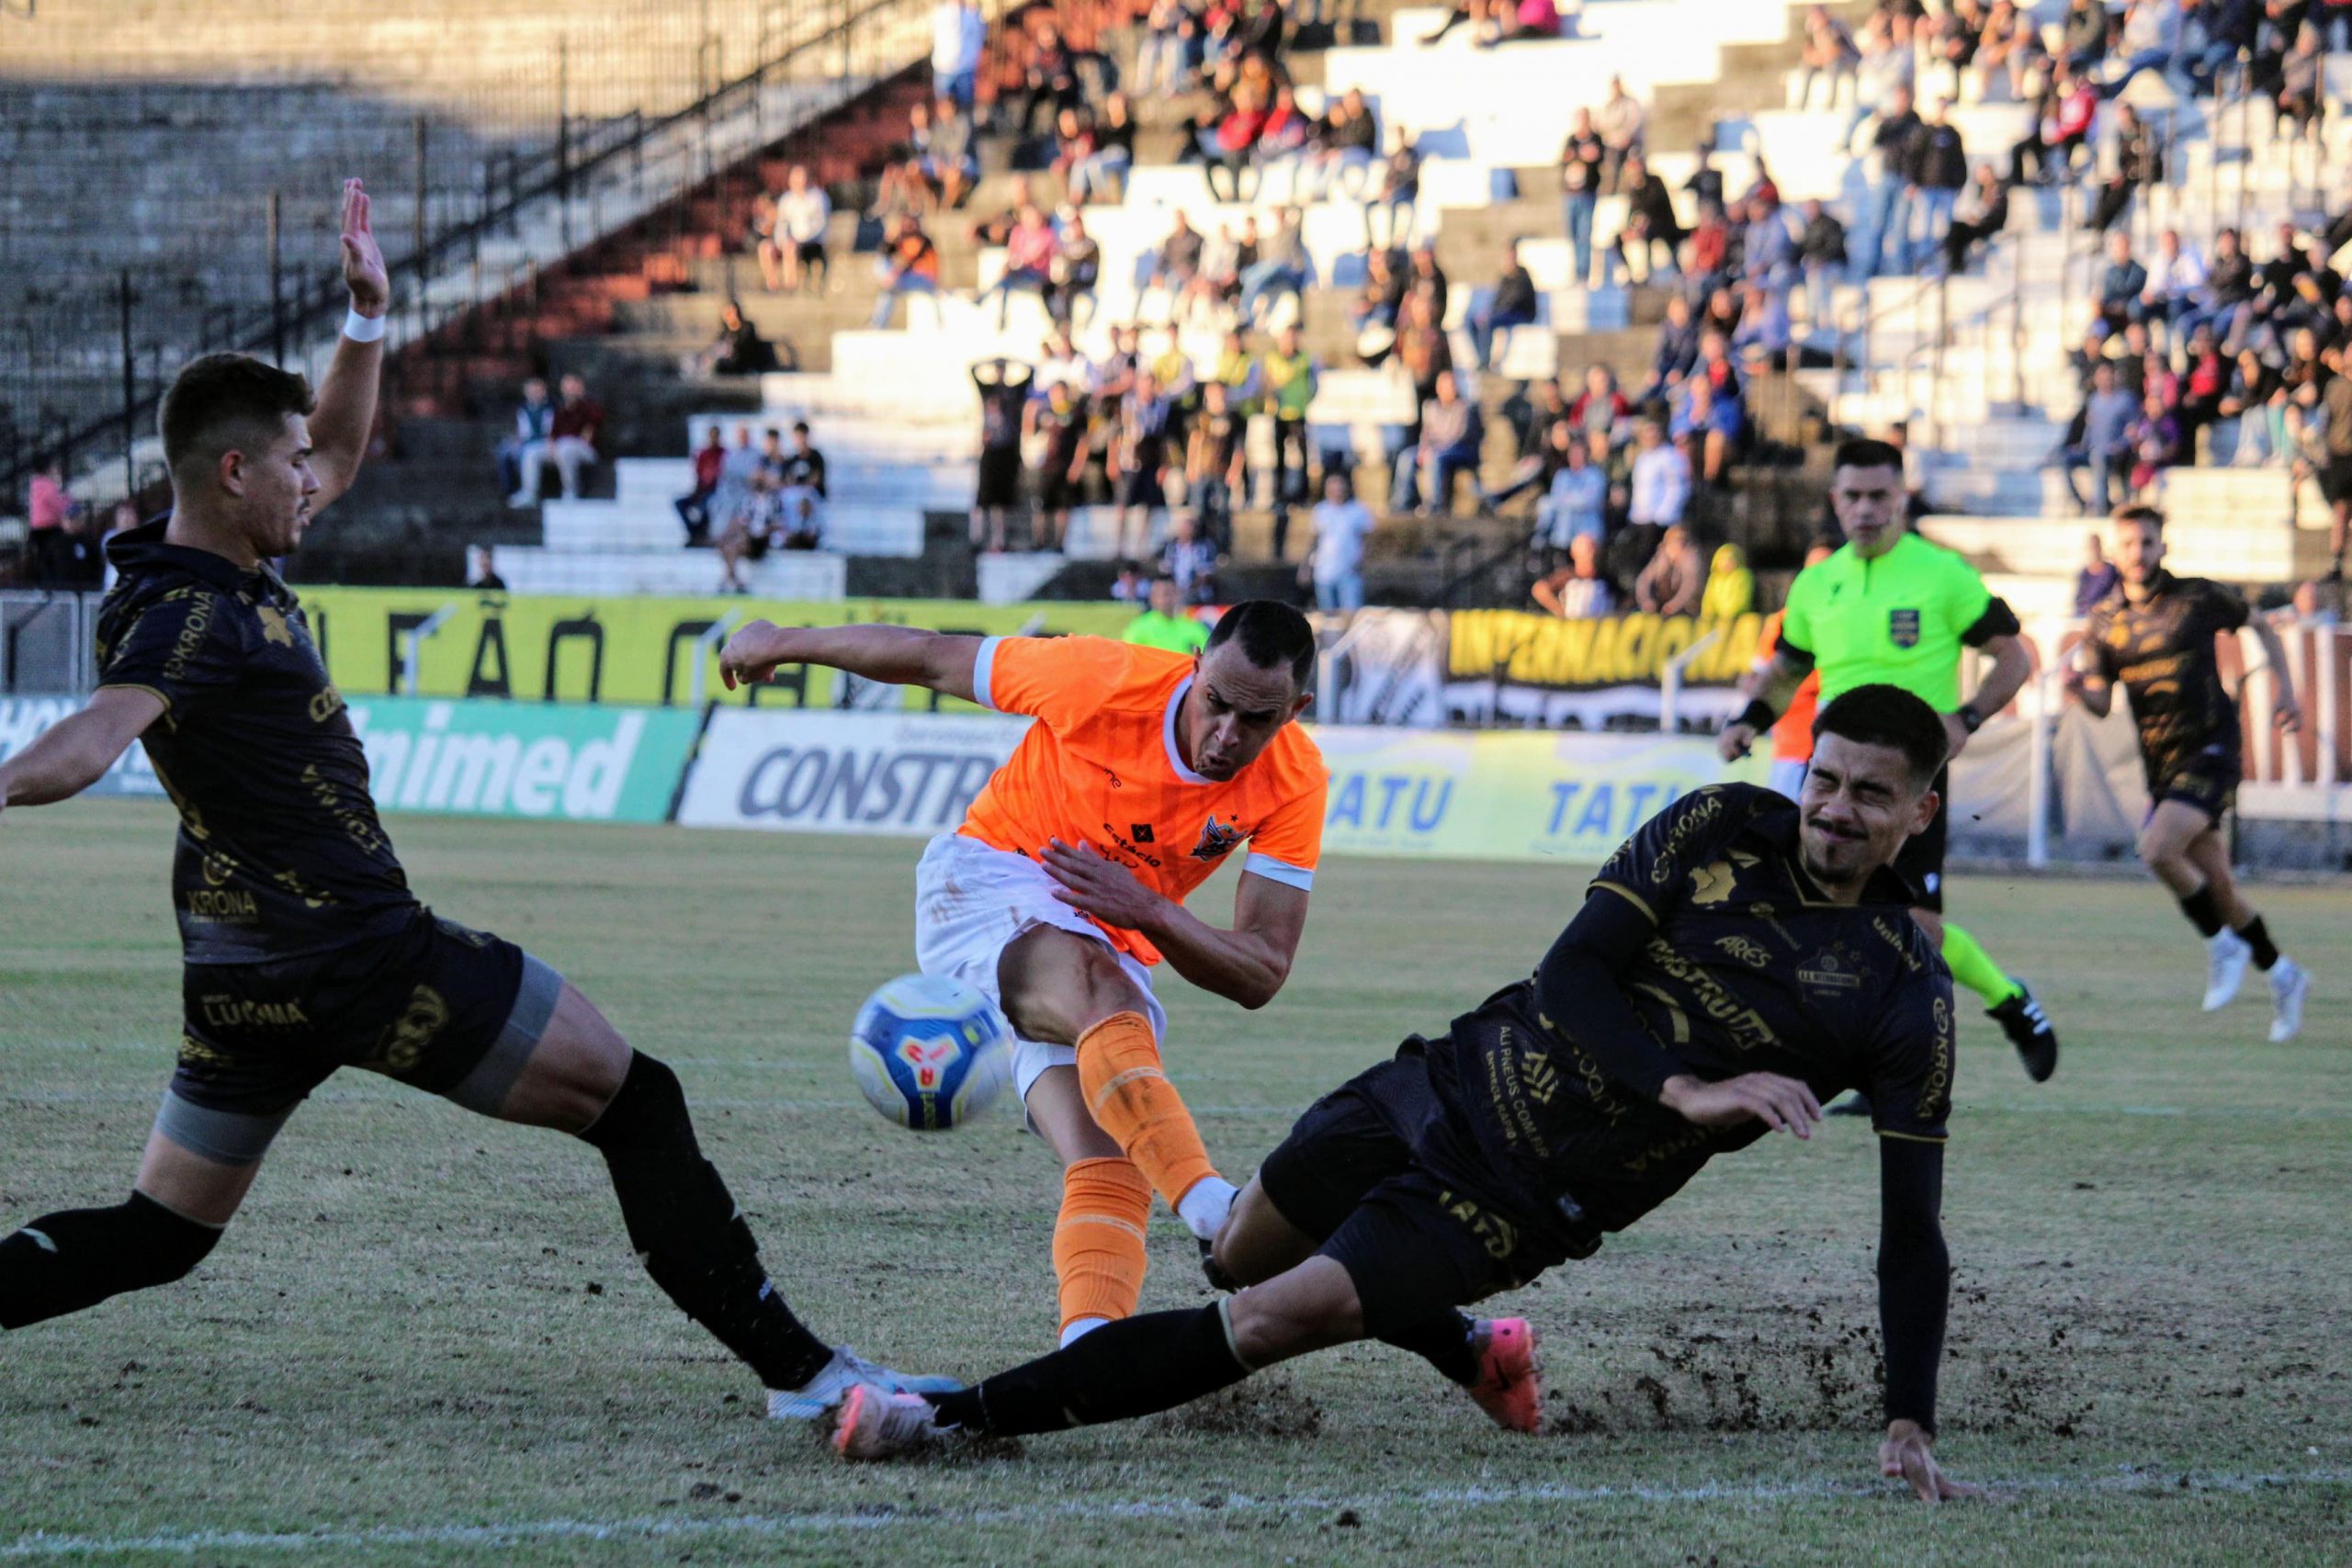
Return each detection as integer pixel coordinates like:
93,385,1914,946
3,801,2348,1565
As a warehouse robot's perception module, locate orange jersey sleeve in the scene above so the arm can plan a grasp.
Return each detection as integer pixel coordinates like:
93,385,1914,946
1758,612,1819,763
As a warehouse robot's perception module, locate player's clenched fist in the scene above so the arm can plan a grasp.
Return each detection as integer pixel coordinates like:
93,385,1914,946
718,619,793,690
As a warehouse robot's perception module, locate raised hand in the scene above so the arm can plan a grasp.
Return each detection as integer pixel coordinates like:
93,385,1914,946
339,177,390,320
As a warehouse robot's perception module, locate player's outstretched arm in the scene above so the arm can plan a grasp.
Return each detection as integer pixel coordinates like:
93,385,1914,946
2247,616,2305,732
1716,647,1811,761
1948,630,2033,758
1873,1136,1978,1503
718,620,982,703
307,179,391,511
0,688,165,815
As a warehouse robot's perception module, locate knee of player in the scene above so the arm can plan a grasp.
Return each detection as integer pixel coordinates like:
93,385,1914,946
1226,1273,1361,1367
2135,825,2179,869
127,1192,224,1284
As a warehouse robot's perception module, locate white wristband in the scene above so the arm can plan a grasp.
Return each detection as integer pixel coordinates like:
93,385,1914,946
343,309,386,344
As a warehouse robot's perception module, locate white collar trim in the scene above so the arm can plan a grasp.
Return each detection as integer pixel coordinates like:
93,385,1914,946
1164,675,1210,784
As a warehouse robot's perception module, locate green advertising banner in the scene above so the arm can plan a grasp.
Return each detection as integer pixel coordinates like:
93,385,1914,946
300,590,1136,709
343,697,701,822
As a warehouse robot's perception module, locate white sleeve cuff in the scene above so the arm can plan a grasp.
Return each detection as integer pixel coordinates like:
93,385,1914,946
971,637,1002,710
1243,853,1315,891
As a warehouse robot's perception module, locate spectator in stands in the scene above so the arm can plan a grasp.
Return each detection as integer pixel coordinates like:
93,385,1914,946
710,423,762,537
1148,209,1206,321
2127,389,2182,500
1468,240,1540,372
1633,525,1704,615
1479,0,1562,46
1394,369,1484,516
1160,511,1219,604
519,375,603,503
1595,74,1645,194
2141,229,2208,337
1799,198,1849,331
1940,164,2009,277
1136,0,1192,95
2109,0,2185,90
1014,17,1084,141
1112,559,1148,604
1729,280,1792,371
2221,347,2287,466
467,546,506,592
763,165,831,294
1532,533,1614,618
1350,244,1408,348
685,299,785,378
2176,322,2229,452
1368,128,1420,250
1903,98,1967,275
1203,80,1270,203
1569,363,1632,448
2060,0,2113,70
870,213,942,328
2095,231,2151,340
1795,5,1860,109
933,0,985,113
1114,369,1176,560
2010,62,2098,186
2062,361,2140,513
1239,208,1312,327
499,378,554,505
1702,542,1753,620
1125,571,1210,651
1406,243,1451,323
1306,88,1381,200
1609,152,1683,285
1625,416,1691,538
1842,10,1916,152
1260,324,1320,538
1533,435,1608,561
1186,379,1247,546
2277,20,2325,140
1671,374,1745,485
971,357,1032,554
674,426,729,546
1486,409,1574,513
1256,85,1316,182
1973,0,2030,101
1026,378,1088,554
1393,292,1453,420
1559,117,1601,288
1640,294,1702,401
2086,103,2160,235
1302,470,1376,612
927,98,979,210
24,457,74,584
1046,209,1101,327
715,459,781,595
775,423,828,550
2074,531,2120,614
967,175,1037,249
1069,93,1136,205
974,203,1056,329
1862,85,1922,277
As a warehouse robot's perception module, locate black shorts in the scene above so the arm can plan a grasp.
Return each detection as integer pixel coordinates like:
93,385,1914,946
977,446,1023,509
165,914,562,1166
1892,762,1951,912
1119,467,1166,510
743,530,773,561
2322,455,2352,506
795,238,827,266
1257,1051,1580,1336
2150,743,2241,825
1036,467,1079,513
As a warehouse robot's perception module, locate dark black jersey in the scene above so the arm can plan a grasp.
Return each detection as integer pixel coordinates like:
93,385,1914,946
2081,572,2251,786
1420,784,1955,1234
95,521,420,964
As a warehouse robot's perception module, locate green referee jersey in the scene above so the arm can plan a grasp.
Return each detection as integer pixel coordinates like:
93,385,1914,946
1778,531,2017,712
1121,609,1210,655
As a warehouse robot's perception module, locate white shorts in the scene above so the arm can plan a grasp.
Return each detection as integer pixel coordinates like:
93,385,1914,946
912,831,1167,1104
1768,758,1809,802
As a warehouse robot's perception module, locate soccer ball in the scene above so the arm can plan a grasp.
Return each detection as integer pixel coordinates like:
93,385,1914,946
849,974,1012,1132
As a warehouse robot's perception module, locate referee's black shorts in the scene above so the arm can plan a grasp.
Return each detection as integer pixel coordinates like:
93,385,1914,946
1892,763,1951,913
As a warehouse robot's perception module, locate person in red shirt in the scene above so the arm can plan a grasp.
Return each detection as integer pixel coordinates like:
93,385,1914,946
720,605,1329,1348
673,425,729,545
519,374,604,502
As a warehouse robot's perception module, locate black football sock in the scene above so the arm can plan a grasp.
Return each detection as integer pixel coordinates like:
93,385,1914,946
1378,1310,1480,1385
580,1054,832,1392
2236,915,2281,971
928,1305,1250,1436
0,1192,220,1330
2177,883,2225,939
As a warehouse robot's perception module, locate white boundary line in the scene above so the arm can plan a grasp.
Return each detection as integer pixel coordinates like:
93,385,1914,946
4,1467,2346,1559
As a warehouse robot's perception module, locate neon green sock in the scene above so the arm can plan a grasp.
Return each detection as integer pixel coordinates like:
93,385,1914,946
1939,922,2021,1007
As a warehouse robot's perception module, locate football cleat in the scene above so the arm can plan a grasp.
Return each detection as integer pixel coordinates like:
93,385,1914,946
766,1348,962,1422
1464,1316,1543,1434
2268,958,2310,1043
832,1383,946,1460
1988,978,2059,1082
2203,929,2251,1011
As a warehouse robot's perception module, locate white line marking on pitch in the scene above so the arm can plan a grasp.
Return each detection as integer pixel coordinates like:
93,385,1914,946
3,1467,2345,1559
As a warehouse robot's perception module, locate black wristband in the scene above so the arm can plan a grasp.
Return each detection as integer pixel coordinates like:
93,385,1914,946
1736,699,1779,731
1955,703,1984,734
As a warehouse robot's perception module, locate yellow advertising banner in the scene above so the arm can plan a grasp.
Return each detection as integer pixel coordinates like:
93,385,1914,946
1446,610,1767,690
297,589,1136,709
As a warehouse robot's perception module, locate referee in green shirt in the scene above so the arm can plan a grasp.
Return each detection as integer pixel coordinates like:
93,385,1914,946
1121,572,1211,655
1720,438,2060,1086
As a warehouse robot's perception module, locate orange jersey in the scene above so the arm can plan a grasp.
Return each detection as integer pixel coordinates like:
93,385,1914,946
1758,611,1821,763
961,636,1329,964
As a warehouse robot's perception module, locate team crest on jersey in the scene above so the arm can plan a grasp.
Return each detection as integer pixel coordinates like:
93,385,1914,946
1798,942,1868,991
1191,815,1243,861
1888,608,1922,649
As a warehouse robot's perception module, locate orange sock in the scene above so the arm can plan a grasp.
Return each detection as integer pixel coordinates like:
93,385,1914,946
1074,1010,1220,1211
1052,1156,1152,1335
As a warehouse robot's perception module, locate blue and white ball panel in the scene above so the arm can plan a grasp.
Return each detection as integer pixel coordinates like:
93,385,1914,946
849,973,1012,1132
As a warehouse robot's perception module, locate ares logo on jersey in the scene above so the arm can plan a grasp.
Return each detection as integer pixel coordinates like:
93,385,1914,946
1191,815,1242,861
1888,608,1922,649
895,1034,963,1091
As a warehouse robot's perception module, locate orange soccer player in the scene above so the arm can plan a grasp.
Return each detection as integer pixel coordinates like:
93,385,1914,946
1757,543,1833,799
719,604,1329,1346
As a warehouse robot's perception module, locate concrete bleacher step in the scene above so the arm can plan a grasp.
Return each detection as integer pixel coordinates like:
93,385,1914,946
541,496,928,557
485,544,850,599
1924,513,2324,584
